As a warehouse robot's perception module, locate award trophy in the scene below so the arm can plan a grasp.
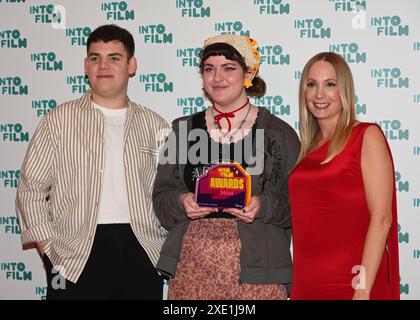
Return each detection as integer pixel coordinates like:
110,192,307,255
195,162,251,209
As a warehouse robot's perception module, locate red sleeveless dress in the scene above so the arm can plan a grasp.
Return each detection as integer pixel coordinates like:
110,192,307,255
289,123,400,300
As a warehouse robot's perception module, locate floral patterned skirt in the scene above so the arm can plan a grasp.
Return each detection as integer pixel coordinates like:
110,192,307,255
168,218,287,300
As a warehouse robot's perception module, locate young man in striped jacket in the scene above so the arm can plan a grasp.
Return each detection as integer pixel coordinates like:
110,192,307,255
16,24,169,299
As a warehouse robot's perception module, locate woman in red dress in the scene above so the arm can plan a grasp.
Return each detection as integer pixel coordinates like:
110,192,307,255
289,52,400,300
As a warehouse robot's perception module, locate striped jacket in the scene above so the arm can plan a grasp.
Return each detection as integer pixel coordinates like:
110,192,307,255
16,91,169,283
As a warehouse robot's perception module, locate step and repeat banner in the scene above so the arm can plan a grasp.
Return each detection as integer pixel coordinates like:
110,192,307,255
0,0,419,299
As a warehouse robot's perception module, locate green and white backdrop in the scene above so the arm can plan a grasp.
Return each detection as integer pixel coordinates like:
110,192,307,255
0,0,419,299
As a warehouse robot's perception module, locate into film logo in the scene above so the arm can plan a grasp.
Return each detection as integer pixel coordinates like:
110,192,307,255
329,42,366,64
329,0,366,12
398,224,409,244
400,278,409,295
177,96,207,115
371,16,409,36
0,216,21,235
415,93,420,104
252,0,290,15
0,29,27,48
258,44,290,66
294,18,331,39
415,146,420,156
177,47,201,67
100,1,134,20
371,67,409,89
327,0,367,30
0,262,32,281
35,286,47,300
355,95,366,115
0,169,20,188
29,4,66,29
0,76,28,95
413,193,420,209
215,21,250,36
375,120,409,141
31,52,63,71
32,98,57,117
1,123,29,142
252,95,290,116
395,171,409,193
176,0,210,18
66,75,89,94
139,73,173,92
65,27,91,46
139,24,172,44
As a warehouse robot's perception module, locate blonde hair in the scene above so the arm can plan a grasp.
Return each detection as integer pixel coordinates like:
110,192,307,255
297,52,356,164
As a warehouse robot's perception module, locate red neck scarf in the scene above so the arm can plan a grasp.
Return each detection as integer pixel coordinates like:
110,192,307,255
213,98,249,132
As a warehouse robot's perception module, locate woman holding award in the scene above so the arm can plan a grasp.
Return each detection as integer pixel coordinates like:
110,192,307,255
153,34,300,299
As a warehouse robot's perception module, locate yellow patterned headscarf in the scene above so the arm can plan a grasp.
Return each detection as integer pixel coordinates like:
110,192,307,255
204,34,261,88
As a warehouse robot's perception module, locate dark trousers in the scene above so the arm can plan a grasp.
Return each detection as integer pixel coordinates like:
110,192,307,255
44,224,163,300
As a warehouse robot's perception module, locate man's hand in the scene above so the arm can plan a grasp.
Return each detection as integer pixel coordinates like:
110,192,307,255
37,240,49,258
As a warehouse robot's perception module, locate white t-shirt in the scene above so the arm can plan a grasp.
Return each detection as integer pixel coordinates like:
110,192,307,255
93,102,130,224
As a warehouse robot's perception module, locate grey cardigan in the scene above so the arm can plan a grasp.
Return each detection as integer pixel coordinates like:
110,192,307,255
153,108,300,291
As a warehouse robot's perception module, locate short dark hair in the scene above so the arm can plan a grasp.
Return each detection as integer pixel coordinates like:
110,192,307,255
199,42,266,97
87,24,135,59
